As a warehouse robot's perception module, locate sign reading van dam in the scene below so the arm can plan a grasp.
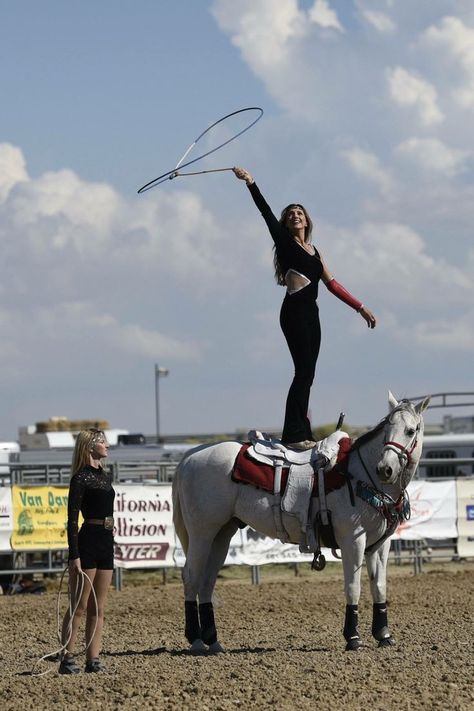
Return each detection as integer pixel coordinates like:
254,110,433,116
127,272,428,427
11,486,69,550
113,485,175,568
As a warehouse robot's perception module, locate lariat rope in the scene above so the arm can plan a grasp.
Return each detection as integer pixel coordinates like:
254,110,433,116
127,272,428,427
170,167,233,179
31,568,98,677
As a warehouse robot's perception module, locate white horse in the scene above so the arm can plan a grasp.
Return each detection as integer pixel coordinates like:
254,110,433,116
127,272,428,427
172,391,430,652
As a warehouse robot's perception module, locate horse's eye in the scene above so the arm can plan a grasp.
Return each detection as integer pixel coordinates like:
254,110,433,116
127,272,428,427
406,428,415,437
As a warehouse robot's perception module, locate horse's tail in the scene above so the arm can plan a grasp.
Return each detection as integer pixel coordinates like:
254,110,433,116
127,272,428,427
172,464,189,555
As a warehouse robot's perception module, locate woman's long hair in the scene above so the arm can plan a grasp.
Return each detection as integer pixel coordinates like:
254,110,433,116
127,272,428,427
71,428,105,476
273,203,314,285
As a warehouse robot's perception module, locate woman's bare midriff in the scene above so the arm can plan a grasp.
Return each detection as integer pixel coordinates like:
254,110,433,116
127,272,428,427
285,269,311,294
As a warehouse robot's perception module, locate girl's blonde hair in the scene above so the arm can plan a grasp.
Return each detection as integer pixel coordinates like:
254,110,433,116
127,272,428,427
71,428,106,476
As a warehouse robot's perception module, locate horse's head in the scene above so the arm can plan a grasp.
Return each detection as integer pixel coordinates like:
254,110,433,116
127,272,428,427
376,390,431,485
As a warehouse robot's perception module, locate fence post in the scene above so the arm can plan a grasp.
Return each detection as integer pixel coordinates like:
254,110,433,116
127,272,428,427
113,567,123,591
251,565,260,585
413,540,423,575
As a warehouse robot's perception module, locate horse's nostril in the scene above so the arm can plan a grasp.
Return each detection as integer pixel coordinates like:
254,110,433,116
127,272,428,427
385,466,392,479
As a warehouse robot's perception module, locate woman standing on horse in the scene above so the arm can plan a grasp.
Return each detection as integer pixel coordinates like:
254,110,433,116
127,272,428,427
233,167,376,451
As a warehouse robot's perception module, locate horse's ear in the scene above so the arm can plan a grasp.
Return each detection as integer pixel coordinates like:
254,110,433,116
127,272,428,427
388,390,399,411
415,395,431,414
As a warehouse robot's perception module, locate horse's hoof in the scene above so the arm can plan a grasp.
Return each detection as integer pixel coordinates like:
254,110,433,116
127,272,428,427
345,637,363,652
207,641,225,654
378,636,395,648
189,639,207,655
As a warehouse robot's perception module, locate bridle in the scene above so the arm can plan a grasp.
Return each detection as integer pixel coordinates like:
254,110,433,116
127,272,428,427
382,406,421,469
383,428,419,467
352,404,421,553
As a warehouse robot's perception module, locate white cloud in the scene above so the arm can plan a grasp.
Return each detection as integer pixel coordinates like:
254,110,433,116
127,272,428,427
84,307,201,361
395,137,470,177
422,16,474,109
340,146,394,196
406,315,474,352
0,144,28,203
0,143,236,391
361,9,396,34
321,220,473,312
387,66,444,126
211,0,306,68
308,0,344,33
0,143,229,283
0,300,200,384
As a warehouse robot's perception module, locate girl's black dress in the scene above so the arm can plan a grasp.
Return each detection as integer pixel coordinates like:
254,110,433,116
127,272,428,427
67,465,115,570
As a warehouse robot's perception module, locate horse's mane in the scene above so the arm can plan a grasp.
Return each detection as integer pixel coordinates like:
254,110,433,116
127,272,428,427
351,400,416,452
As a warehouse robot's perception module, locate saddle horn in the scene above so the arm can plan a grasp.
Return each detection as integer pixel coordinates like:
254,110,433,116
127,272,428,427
336,412,345,430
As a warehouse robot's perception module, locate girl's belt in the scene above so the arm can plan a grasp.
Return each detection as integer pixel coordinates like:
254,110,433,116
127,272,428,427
84,517,114,530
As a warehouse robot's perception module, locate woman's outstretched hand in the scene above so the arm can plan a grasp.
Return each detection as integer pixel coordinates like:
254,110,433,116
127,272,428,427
359,306,377,329
233,166,254,185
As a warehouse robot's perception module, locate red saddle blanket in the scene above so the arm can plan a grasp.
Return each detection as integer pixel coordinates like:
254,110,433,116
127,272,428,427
231,438,353,496
232,444,290,493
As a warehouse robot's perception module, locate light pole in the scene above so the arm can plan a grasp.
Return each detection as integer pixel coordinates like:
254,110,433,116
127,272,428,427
155,364,169,444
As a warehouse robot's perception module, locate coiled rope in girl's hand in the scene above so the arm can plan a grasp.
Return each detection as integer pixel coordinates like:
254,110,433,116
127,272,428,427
30,567,98,677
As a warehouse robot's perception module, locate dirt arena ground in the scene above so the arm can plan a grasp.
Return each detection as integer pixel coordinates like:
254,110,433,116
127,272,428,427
1,561,473,711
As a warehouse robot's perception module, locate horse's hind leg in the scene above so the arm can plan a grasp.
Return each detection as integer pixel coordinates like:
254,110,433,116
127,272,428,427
365,540,395,647
182,532,218,652
199,519,239,654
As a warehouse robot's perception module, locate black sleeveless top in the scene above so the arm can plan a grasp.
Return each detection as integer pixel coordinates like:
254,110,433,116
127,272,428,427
248,181,323,302
67,465,115,559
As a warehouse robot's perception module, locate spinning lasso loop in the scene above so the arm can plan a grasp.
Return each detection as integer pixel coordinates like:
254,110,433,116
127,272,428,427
137,106,264,193
30,568,99,677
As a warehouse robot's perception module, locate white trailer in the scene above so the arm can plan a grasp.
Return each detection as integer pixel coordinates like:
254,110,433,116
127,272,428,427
418,433,474,479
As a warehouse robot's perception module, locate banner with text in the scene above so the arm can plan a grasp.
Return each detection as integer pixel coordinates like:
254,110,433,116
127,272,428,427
172,526,341,568
10,485,69,550
392,480,457,540
113,484,175,568
456,479,474,557
0,487,13,552
2,480,468,564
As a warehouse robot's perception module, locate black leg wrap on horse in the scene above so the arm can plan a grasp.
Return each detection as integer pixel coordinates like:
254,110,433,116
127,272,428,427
185,601,201,644
372,602,393,644
344,604,362,650
199,602,217,645
344,604,359,640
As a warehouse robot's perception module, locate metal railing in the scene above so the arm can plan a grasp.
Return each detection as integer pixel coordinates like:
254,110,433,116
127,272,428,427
3,460,179,486
417,457,474,478
1,455,471,589
1,459,179,590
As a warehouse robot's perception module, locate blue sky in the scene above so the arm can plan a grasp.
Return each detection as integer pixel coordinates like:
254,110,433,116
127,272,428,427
0,2,264,189
1,0,473,440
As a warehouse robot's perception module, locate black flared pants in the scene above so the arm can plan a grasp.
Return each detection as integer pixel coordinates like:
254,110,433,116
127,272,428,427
279,296,321,443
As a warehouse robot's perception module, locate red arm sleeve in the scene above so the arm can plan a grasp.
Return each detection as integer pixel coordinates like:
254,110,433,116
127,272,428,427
325,278,363,312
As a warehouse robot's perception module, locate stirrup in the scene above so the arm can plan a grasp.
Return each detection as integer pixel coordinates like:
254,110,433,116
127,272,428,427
311,551,326,571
